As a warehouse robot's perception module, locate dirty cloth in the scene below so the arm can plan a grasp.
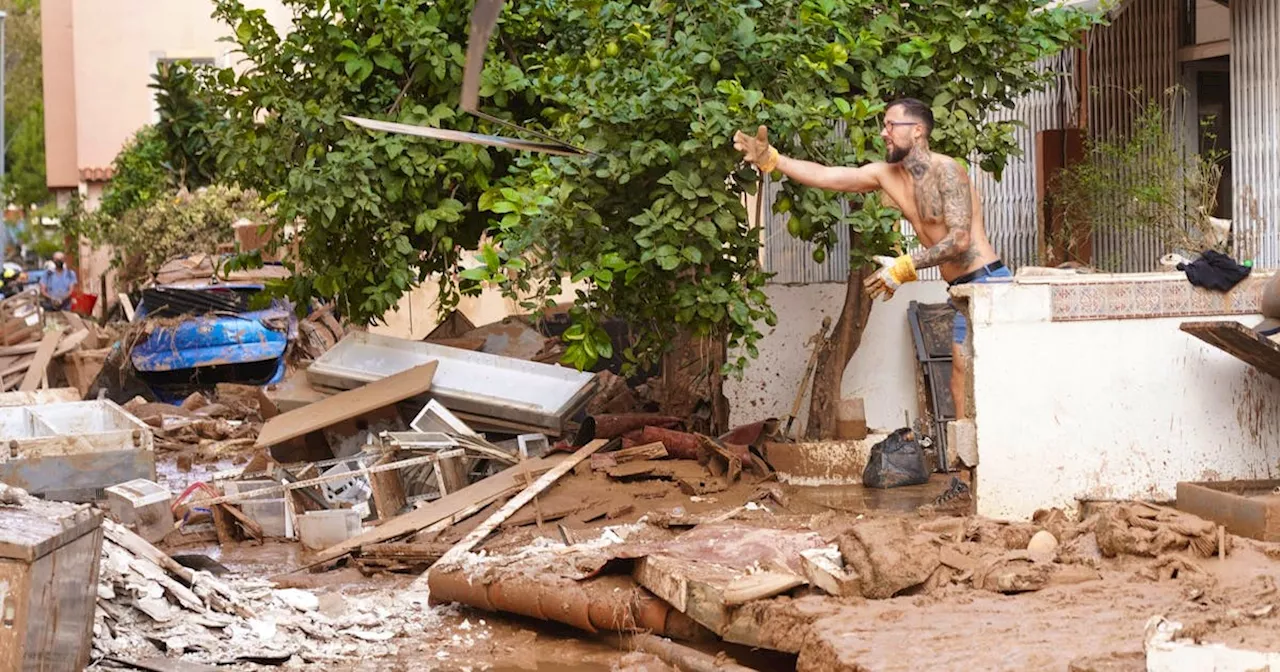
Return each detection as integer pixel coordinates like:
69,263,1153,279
1177,250,1252,292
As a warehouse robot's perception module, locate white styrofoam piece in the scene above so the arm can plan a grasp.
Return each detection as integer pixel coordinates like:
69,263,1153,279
307,332,596,431
105,479,171,507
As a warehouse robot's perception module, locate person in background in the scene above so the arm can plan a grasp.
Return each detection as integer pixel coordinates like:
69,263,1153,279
39,251,78,311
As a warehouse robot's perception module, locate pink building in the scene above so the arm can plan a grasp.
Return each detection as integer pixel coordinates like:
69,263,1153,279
40,0,289,309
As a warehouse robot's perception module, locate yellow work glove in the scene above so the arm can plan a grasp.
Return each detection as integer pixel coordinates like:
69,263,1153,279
863,254,917,300
732,125,779,174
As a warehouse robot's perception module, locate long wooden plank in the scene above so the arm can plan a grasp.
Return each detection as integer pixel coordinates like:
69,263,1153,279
1181,320,1280,380
255,361,438,448
434,439,609,567
18,330,61,392
308,452,567,566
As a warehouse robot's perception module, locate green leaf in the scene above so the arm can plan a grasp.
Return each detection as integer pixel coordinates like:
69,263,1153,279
949,34,966,53
481,244,500,269
459,267,489,281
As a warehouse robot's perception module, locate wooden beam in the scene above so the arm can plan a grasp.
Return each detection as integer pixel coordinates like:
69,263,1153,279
1178,39,1231,62
18,330,61,392
434,439,609,567
370,450,409,522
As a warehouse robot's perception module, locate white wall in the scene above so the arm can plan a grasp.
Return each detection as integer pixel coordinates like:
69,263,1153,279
965,276,1280,521
725,281,951,435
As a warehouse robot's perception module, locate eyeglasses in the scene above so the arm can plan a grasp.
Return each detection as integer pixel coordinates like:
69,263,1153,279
883,121,919,131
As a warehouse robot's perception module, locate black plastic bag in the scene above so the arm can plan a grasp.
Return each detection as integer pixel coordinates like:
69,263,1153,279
862,427,930,489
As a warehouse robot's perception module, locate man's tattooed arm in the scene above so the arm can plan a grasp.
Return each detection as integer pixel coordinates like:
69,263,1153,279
910,160,978,270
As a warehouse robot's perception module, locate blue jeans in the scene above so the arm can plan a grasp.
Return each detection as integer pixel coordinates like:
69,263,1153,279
950,263,1012,344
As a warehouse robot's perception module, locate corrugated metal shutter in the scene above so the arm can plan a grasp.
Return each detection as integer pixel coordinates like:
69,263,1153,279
970,52,1078,273
1231,0,1280,269
1084,0,1180,272
759,57,1076,285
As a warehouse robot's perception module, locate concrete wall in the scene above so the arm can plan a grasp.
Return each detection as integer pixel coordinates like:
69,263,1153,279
724,280,951,435
962,272,1280,521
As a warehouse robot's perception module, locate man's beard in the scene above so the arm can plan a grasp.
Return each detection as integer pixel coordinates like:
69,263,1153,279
886,145,909,163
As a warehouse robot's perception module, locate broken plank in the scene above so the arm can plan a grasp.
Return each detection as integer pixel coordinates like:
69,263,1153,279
119,293,136,321
604,459,710,482
359,542,452,562
18,329,60,392
501,496,600,529
369,450,408,522
697,434,741,483
219,503,264,540
591,441,668,470
721,570,807,606
1180,320,1280,381
434,439,610,567
255,361,437,449
307,452,567,566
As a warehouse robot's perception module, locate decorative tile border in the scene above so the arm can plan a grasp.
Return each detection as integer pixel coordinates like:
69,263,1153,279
1049,274,1269,321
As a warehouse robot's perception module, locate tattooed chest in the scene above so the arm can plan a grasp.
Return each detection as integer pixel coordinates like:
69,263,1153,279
910,169,948,221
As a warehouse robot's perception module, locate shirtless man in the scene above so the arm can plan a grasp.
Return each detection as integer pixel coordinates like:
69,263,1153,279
732,97,1010,419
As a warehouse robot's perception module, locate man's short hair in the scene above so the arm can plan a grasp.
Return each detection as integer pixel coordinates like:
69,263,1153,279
887,98,934,136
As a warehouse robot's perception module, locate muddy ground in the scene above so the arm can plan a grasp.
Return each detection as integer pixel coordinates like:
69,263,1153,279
131,463,1280,672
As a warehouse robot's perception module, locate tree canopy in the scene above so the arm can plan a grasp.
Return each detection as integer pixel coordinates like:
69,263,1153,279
159,0,1103,373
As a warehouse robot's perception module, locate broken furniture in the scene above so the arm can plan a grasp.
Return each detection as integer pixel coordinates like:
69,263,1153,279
907,300,957,471
0,494,104,672
307,331,597,436
0,400,156,502
1177,479,1280,542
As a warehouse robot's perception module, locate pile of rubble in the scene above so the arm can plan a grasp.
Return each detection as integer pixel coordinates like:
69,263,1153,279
94,514,443,668
123,385,270,463
0,292,117,395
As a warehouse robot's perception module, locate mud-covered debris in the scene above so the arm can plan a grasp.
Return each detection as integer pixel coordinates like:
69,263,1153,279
1096,502,1222,559
837,519,940,599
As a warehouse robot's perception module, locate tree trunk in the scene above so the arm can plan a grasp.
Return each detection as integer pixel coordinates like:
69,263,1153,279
804,266,874,440
657,329,730,436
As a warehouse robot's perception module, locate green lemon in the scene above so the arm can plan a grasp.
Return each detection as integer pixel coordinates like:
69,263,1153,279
812,248,826,263
606,41,620,57
710,58,721,74
787,218,801,237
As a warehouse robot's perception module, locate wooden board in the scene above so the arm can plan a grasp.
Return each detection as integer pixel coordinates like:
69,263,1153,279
434,439,609,567
500,494,601,529
1181,320,1280,381
370,451,408,522
308,452,566,566
591,441,668,470
18,330,61,392
255,361,438,449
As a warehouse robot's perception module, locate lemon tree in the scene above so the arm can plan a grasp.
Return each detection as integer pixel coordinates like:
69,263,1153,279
159,0,1101,436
